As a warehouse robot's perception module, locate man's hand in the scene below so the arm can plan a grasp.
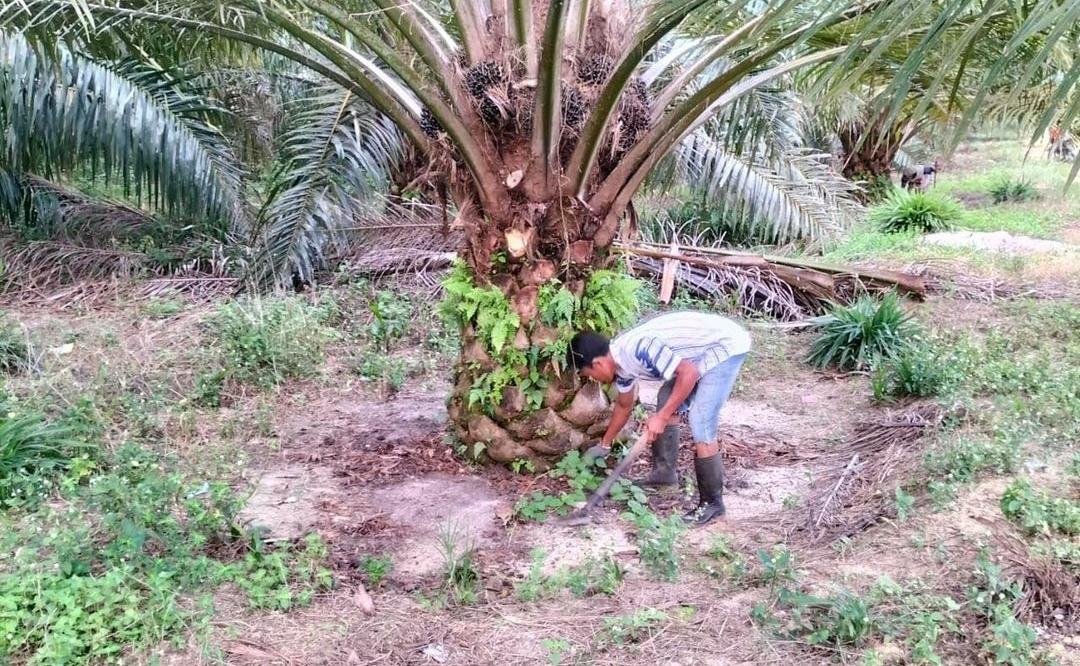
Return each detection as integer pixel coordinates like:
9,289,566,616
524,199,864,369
644,413,667,443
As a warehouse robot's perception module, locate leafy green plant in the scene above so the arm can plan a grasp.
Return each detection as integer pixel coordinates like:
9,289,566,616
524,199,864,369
352,351,411,393
514,451,604,521
600,608,667,645
773,587,877,647
368,289,412,350
757,545,798,589
209,296,336,386
894,486,915,521
807,293,915,371
359,554,393,587
542,637,572,665
228,534,334,609
191,368,227,408
983,604,1037,665
869,188,962,233
623,500,685,582
516,548,624,601
924,434,1020,486
1000,478,1079,536
989,177,1038,204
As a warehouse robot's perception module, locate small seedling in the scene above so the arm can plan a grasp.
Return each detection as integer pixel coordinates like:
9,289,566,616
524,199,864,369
756,545,797,588
894,486,915,522
600,608,667,645
359,554,393,587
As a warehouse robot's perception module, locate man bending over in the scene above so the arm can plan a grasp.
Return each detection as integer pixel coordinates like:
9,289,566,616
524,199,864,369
569,312,750,526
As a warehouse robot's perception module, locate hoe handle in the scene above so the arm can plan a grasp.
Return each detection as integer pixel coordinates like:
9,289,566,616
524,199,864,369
580,433,651,515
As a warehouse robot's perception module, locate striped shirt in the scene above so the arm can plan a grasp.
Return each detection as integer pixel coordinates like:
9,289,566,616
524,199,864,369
610,312,751,393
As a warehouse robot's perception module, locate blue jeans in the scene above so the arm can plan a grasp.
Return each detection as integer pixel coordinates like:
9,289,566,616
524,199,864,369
656,353,746,443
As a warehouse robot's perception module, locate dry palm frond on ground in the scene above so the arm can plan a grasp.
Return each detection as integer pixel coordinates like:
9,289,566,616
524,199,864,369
769,402,947,544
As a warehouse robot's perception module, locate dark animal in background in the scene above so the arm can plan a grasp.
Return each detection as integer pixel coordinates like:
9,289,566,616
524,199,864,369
1047,125,1077,162
901,161,940,191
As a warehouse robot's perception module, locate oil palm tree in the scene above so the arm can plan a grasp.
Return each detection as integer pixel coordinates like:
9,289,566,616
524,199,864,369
4,0,1078,464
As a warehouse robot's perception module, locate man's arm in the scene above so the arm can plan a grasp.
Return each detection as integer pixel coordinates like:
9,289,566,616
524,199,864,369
601,387,636,447
644,360,700,441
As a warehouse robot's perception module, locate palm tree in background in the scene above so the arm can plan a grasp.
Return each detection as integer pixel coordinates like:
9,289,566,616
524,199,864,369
2,0,1078,464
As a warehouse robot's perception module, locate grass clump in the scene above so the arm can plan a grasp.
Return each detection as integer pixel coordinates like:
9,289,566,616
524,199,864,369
0,316,31,374
0,399,94,509
989,177,1039,204
807,293,915,371
209,296,337,386
869,188,962,233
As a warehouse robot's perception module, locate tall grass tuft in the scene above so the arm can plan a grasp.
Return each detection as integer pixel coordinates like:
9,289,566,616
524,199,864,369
807,293,915,371
869,189,962,233
989,177,1039,204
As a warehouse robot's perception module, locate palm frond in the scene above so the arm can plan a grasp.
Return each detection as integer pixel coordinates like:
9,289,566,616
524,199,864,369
0,32,249,230
254,87,402,287
671,131,862,245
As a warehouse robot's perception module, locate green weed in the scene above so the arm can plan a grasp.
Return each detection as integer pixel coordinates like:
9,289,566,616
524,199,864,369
209,296,336,386
600,608,667,645
869,189,962,233
352,351,411,393
542,637,572,665
514,451,605,521
516,548,624,601
368,290,412,350
756,545,798,589
989,177,1039,204
435,522,480,606
0,442,329,663
875,338,963,400
142,297,185,319
924,434,1020,486
622,500,685,582
807,293,915,371
1000,478,1079,536
227,534,334,609
774,587,877,647
0,404,92,509
701,535,748,582
359,554,393,587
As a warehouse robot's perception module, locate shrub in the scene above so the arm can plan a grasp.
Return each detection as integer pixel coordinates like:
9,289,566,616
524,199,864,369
807,293,915,371
0,316,31,374
209,296,336,386
869,188,962,233
989,178,1038,204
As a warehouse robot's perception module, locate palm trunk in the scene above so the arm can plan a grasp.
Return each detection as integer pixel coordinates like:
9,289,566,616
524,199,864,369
839,120,902,202
445,248,615,468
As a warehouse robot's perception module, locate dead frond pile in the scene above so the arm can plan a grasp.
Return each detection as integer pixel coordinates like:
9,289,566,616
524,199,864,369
618,241,927,321
775,402,947,544
998,535,1080,632
908,260,1079,301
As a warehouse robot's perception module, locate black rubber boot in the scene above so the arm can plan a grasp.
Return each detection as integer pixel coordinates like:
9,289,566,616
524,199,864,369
684,454,725,526
636,426,680,488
